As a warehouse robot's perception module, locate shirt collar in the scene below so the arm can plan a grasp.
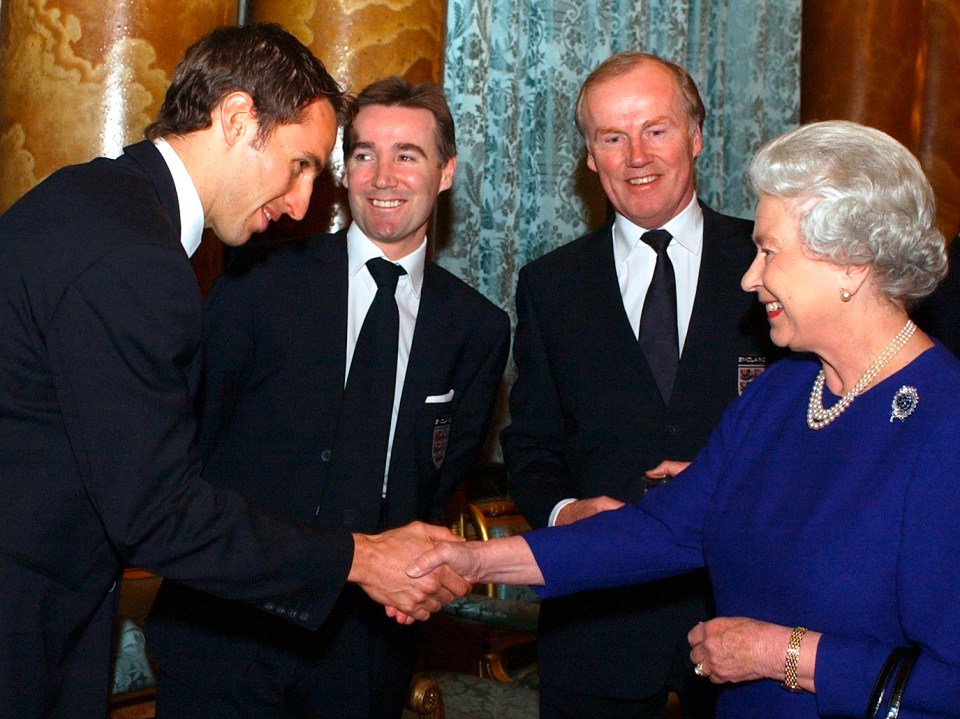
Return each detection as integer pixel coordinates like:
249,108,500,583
346,223,426,297
152,138,204,258
613,195,704,261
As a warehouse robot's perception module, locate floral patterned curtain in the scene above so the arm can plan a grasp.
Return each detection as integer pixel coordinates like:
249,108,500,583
437,0,801,316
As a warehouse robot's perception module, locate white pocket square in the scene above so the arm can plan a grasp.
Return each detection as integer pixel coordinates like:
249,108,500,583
425,390,455,403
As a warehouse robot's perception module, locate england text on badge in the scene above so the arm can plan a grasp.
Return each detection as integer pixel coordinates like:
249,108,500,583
737,355,767,395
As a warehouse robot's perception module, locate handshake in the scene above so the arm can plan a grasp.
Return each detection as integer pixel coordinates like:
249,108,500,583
348,520,540,624
347,521,477,624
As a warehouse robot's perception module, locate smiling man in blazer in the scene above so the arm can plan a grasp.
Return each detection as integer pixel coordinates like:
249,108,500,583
501,53,777,719
148,77,510,719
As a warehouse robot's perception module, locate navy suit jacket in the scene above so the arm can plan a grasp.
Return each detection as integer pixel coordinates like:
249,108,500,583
147,230,510,682
501,203,776,698
0,143,373,715
913,235,960,357
0,141,357,608
188,230,509,529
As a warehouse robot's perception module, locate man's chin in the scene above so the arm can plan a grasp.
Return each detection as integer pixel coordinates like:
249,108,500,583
218,230,255,247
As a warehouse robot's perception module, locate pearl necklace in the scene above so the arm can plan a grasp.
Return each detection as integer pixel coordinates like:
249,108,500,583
806,319,917,430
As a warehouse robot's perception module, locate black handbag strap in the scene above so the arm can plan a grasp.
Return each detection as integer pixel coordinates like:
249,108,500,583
865,646,920,719
886,647,920,717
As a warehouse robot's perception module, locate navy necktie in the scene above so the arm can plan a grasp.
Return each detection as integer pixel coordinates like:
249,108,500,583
326,257,406,531
639,229,679,404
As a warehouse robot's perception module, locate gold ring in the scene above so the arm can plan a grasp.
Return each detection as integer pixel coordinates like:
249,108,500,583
694,663,705,677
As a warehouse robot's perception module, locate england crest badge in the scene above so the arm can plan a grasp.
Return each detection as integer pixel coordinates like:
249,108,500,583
432,416,452,468
737,355,767,395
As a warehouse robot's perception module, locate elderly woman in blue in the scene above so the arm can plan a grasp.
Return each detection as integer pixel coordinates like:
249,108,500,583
407,120,960,718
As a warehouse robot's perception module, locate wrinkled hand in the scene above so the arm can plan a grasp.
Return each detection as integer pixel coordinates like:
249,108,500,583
349,522,471,624
688,617,792,685
406,539,485,585
555,496,624,526
645,460,691,479
404,534,543,599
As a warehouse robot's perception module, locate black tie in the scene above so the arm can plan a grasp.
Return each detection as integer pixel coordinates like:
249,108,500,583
639,229,679,404
326,257,406,531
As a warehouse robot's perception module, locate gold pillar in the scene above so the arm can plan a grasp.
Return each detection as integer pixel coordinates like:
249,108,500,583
917,0,960,239
0,0,239,290
250,0,448,235
802,0,960,237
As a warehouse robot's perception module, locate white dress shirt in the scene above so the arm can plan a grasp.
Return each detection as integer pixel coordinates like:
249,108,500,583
613,195,703,353
152,138,204,258
345,223,426,496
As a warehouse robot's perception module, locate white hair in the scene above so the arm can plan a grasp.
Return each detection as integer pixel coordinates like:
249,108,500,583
749,120,946,308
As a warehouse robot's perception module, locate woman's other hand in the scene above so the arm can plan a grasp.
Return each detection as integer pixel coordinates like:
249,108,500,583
688,617,819,691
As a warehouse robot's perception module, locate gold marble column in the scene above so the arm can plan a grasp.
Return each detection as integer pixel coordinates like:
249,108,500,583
802,0,960,237
0,0,239,289
916,0,960,239
250,0,448,235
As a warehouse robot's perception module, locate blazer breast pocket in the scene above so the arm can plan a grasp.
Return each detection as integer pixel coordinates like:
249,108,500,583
424,389,455,404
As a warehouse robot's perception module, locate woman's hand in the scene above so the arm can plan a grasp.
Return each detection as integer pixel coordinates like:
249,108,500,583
688,617,819,691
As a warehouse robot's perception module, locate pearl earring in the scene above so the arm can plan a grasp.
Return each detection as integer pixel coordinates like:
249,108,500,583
840,289,852,302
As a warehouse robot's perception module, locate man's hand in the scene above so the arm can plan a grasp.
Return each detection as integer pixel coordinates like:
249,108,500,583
349,521,471,623
555,496,624,526
645,460,691,479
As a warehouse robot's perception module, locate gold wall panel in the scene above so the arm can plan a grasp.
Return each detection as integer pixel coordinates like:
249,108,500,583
251,0,447,90
917,0,960,239
250,0,448,236
802,0,960,237
0,0,238,213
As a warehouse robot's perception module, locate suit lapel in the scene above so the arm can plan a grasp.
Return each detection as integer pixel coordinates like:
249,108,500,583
392,263,449,465
675,204,744,396
576,226,647,367
577,225,663,398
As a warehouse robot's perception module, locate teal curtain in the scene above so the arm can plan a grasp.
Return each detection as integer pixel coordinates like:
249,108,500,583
438,0,802,315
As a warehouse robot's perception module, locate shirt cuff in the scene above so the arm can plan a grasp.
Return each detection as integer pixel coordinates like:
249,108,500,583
548,498,577,527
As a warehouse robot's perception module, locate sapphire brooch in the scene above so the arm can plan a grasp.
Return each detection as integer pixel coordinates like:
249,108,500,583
889,385,919,422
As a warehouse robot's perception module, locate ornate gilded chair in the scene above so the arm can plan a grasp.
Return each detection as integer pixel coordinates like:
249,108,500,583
411,472,540,718
108,569,160,719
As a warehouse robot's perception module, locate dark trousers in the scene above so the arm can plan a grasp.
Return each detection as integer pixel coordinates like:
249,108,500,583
539,643,716,719
151,584,415,719
541,685,670,719
0,556,118,719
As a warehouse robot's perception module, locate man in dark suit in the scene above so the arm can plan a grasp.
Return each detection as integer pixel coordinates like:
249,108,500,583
147,77,511,719
501,52,775,719
0,27,469,719
913,233,960,356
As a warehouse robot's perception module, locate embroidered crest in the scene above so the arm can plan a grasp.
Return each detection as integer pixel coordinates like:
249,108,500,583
431,416,452,468
889,385,919,423
737,355,767,395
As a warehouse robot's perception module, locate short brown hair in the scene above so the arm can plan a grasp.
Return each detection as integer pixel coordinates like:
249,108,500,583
574,52,706,140
342,76,456,166
145,23,351,146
